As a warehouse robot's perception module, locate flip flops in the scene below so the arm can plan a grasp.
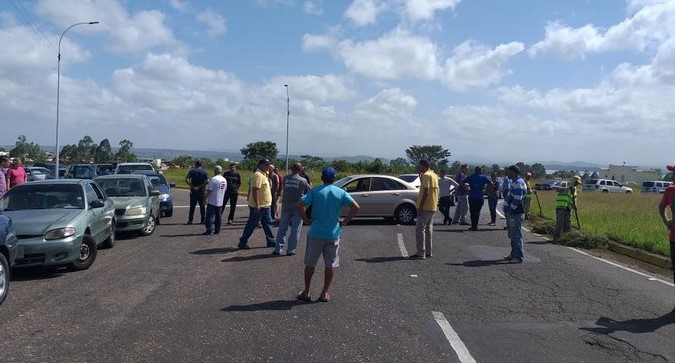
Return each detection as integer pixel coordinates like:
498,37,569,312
296,292,312,302
317,295,330,303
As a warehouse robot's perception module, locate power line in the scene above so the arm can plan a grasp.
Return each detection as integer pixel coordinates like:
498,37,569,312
8,0,58,55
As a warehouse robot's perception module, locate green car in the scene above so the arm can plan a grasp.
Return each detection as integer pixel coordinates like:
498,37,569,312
0,179,116,270
94,174,161,236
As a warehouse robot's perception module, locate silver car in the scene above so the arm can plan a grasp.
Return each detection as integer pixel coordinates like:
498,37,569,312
94,174,161,236
335,175,419,224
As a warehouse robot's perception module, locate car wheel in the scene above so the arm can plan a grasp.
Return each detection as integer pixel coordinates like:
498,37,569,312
140,215,156,236
0,252,10,305
68,235,97,271
626,190,632,194
602,189,609,193
101,221,116,249
395,204,417,225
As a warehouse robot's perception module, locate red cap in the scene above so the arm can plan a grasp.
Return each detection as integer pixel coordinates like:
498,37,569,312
667,165,675,172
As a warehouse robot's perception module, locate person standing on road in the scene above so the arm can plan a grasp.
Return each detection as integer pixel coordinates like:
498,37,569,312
411,160,439,260
438,170,458,225
296,167,359,302
658,165,675,285
0,156,9,197
185,160,209,225
503,165,526,263
273,162,310,256
7,159,27,189
269,164,281,221
222,163,241,225
300,166,313,188
486,171,500,226
203,166,227,235
553,176,581,241
452,164,469,225
238,159,275,249
523,172,536,219
464,167,491,231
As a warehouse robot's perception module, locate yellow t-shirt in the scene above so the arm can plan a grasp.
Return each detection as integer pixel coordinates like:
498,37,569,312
417,170,439,211
248,170,273,208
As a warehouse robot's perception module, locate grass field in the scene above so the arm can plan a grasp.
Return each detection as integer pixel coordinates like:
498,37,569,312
531,187,670,256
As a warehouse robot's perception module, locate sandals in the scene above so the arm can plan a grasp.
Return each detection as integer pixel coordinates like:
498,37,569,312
317,295,330,303
296,292,312,302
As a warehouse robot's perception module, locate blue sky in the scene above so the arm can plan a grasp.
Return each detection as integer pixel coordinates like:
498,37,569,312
1,0,673,167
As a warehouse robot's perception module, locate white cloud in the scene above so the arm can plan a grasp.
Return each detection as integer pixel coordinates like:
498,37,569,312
344,0,384,26
356,88,417,115
262,74,354,103
440,40,524,90
196,8,226,38
404,0,460,22
302,33,337,51
169,0,190,12
303,1,324,15
336,29,438,79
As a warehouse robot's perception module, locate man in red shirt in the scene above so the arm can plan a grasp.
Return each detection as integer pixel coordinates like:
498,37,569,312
658,164,675,285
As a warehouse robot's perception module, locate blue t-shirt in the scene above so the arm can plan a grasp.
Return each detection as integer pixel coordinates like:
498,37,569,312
301,184,355,239
455,172,467,196
464,173,490,199
187,167,209,189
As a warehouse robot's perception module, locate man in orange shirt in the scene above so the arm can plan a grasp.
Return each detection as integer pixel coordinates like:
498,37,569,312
411,159,439,260
658,164,675,285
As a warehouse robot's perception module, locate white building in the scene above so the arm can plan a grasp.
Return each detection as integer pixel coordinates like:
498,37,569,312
601,164,661,184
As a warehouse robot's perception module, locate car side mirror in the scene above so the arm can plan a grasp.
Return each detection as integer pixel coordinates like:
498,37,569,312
150,190,160,196
169,182,176,187
89,199,105,209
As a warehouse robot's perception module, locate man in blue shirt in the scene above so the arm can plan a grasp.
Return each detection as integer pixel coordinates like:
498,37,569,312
503,165,527,263
463,167,491,231
185,160,209,224
296,167,359,303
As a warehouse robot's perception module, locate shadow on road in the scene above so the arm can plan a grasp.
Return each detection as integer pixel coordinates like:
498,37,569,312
190,247,239,255
355,256,409,263
446,259,507,267
160,233,209,238
11,267,67,281
580,310,675,334
526,241,551,245
221,253,275,262
221,299,310,312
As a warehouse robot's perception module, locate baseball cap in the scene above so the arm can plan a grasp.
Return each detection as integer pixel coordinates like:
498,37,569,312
258,159,271,166
214,165,222,173
322,167,336,180
667,165,675,172
573,176,582,183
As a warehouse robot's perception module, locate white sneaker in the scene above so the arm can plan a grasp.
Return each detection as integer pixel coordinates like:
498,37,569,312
227,220,234,225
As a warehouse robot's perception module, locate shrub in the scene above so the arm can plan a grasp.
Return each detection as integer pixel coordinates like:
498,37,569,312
531,219,555,235
556,230,609,249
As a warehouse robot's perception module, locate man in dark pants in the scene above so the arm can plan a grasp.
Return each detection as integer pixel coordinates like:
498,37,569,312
463,167,490,231
658,164,675,286
222,163,241,224
185,160,209,224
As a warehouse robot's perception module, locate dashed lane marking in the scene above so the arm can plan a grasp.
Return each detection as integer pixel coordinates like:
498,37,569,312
397,233,409,258
432,311,477,363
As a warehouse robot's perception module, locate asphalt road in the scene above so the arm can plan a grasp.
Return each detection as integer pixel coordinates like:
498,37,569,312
1,189,674,363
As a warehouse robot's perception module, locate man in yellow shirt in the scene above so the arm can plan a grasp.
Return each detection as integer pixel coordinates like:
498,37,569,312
238,159,276,249
411,159,439,260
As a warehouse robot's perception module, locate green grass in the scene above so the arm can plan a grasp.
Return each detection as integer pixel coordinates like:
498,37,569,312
531,188,670,256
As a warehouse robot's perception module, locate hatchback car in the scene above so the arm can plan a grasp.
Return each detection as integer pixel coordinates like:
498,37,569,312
0,211,18,305
0,179,115,270
132,170,175,217
66,163,114,179
94,174,161,236
114,162,155,175
336,175,419,224
641,181,672,194
583,179,633,193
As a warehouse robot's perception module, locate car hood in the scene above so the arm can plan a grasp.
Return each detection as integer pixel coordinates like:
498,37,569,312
154,185,170,194
109,196,148,208
4,209,83,236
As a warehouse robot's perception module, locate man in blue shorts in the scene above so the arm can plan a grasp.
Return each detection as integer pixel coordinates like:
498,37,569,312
296,167,359,302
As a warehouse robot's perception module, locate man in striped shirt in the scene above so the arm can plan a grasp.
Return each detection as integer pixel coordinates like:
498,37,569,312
503,165,526,263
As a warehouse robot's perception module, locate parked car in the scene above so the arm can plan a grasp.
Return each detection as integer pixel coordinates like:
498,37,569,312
640,181,672,194
583,179,633,193
0,179,116,270
535,179,558,191
336,175,419,224
398,174,421,188
45,168,67,179
0,211,18,305
25,167,51,181
132,170,175,217
114,162,155,175
94,174,161,236
550,180,570,192
66,163,114,179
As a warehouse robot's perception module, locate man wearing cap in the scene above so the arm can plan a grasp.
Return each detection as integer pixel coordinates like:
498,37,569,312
185,160,209,225
658,165,675,285
523,172,536,219
503,165,527,263
273,162,310,256
238,159,275,249
203,166,227,235
553,175,582,241
296,167,359,302
411,159,439,259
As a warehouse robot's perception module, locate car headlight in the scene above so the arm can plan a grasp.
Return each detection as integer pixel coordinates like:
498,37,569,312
159,193,171,201
45,227,76,240
126,206,147,216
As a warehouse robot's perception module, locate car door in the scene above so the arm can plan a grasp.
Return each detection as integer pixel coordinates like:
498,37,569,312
368,177,405,215
84,182,107,243
146,179,160,218
611,180,621,192
91,182,114,235
342,177,374,216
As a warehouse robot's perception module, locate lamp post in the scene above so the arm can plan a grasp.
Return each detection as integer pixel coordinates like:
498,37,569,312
55,21,99,179
284,84,290,176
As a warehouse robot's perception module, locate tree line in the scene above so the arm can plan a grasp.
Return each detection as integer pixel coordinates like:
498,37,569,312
6,135,137,163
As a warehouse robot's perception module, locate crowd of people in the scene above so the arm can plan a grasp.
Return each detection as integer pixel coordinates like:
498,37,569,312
0,156,28,198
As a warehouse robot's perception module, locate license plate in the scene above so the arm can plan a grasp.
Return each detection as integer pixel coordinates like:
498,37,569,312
16,247,24,259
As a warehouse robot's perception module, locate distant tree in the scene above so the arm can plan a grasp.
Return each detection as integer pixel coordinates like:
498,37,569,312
300,154,325,171
60,144,78,162
365,158,385,174
77,135,97,162
590,171,599,179
10,135,46,163
449,161,461,174
115,139,136,162
490,164,501,174
530,163,546,178
663,172,672,182
171,155,194,169
240,141,278,170
404,145,451,169
582,171,591,181
94,138,113,163
389,158,411,174
331,159,352,174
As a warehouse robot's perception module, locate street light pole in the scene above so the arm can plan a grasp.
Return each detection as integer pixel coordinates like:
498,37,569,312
55,21,99,179
284,84,290,176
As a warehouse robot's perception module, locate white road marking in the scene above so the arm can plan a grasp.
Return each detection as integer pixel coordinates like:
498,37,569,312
397,233,409,257
567,247,674,287
410,274,418,278
432,311,477,363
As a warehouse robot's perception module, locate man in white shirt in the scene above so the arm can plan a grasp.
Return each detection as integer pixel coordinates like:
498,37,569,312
204,165,228,235
438,170,459,225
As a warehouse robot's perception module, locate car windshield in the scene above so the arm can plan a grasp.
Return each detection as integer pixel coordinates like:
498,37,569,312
398,175,417,182
146,174,167,187
97,179,147,197
72,166,95,178
117,165,153,174
0,184,84,211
